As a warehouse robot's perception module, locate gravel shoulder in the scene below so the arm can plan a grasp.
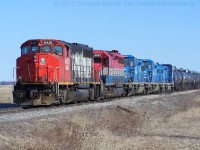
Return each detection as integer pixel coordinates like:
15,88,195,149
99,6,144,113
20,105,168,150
0,90,200,150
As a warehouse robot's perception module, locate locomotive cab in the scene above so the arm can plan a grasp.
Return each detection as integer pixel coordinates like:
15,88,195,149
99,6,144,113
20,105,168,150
93,50,124,85
123,55,137,83
14,39,70,105
14,39,97,106
137,59,154,83
163,64,174,92
152,64,164,83
94,50,125,98
93,52,109,82
134,59,155,94
16,39,68,83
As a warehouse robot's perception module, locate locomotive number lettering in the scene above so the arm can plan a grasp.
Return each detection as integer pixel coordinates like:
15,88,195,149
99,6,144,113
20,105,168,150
43,41,53,45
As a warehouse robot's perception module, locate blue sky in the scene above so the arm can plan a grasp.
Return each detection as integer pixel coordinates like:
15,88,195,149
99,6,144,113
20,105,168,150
0,0,200,81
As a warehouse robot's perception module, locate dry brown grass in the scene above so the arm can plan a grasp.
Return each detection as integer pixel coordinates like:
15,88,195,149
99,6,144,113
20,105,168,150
0,85,13,103
0,90,200,149
1,107,200,150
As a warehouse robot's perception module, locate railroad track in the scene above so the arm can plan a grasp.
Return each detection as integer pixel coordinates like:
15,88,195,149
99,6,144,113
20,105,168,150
0,90,189,114
0,106,23,114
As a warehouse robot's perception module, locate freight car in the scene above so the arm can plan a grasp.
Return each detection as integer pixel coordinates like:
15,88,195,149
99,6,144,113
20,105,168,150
13,39,200,106
173,68,200,91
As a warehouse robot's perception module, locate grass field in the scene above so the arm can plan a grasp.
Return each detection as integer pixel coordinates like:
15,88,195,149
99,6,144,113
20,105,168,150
0,85,13,103
0,90,200,149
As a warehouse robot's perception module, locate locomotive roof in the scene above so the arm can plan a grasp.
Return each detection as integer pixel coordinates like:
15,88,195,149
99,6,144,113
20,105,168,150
138,59,153,62
21,39,93,51
59,40,93,51
123,55,137,58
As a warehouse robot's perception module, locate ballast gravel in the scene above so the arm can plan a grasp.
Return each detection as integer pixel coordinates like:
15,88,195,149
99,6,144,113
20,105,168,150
0,90,198,123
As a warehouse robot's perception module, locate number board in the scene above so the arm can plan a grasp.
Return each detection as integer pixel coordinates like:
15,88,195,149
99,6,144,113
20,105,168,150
94,54,102,57
43,41,53,45
30,41,38,45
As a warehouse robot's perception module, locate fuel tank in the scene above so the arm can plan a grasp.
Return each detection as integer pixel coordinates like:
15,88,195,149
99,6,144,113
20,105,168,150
69,89,90,102
105,87,123,98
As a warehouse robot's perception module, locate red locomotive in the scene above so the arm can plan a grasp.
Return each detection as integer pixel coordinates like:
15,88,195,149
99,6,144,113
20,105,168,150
13,39,102,105
94,50,126,98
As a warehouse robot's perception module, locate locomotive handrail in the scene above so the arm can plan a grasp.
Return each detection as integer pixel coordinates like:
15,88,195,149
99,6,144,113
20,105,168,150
46,66,60,81
27,63,31,82
13,67,20,80
55,67,60,81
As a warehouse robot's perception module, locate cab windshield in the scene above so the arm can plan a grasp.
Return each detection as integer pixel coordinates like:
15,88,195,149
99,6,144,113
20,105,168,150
143,62,152,70
124,58,134,67
21,45,63,56
21,46,31,55
124,58,130,67
32,46,40,53
41,46,51,53
94,58,101,63
21,46,39,55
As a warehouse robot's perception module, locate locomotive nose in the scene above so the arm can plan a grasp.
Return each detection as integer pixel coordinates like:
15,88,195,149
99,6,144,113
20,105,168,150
36,56,49,82
35,54,60,82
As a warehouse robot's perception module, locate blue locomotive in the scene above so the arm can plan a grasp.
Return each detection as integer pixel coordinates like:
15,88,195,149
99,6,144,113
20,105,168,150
123,55,197,96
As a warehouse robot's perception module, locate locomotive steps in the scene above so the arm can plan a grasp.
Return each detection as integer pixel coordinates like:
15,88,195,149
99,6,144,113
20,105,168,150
0,90,200,149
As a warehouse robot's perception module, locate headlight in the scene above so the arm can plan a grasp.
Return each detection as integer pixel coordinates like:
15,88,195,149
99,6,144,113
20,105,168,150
34,56,38,63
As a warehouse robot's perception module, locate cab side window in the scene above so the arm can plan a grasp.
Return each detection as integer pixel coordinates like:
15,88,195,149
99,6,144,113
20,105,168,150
53,46,63,55
32,46,40,53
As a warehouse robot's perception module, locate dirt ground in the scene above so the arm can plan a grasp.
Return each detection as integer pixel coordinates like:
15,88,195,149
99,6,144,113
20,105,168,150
0,85,13,103
0,90,200,150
